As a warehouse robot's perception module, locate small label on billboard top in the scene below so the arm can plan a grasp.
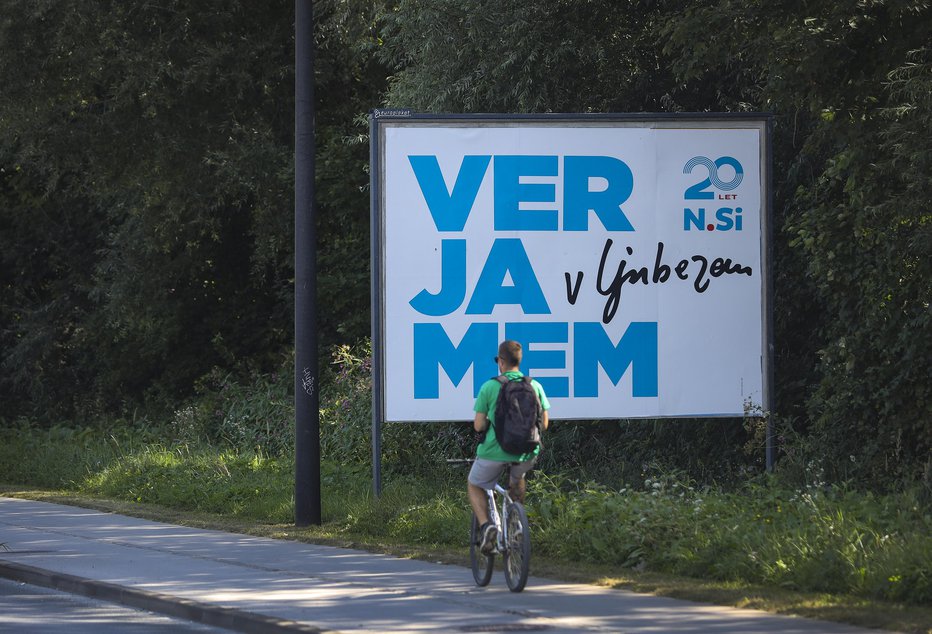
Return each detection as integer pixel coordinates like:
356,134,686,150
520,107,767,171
373,108,413,118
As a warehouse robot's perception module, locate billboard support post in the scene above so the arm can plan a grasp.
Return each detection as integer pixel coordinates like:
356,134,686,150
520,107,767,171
764,117,776,472
370,112,386,497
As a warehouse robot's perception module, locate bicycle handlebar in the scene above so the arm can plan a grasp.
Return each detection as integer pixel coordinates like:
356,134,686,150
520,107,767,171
445,458,475,466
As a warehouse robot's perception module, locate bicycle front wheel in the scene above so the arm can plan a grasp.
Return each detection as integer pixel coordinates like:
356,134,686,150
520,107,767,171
503,501,530,592
469,512,494,586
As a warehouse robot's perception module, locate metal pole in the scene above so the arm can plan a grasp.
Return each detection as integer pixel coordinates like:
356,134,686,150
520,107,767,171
294,0,321,525
764,116,776,473
369,114,382,497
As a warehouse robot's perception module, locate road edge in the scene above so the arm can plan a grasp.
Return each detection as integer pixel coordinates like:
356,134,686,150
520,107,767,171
0,559,336,634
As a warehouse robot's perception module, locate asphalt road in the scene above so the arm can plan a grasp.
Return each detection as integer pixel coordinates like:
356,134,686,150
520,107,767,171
0,577,234,633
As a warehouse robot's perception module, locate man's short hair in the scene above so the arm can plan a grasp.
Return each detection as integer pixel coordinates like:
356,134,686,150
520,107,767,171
497,340,522,368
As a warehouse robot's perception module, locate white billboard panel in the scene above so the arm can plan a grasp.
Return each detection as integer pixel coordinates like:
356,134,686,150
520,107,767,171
372,115,771,422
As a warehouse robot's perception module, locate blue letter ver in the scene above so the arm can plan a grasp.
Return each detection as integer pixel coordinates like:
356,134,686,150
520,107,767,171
564,156,635,231
408,155,491,232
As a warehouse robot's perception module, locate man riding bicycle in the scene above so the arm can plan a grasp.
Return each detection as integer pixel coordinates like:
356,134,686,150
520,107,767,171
469,340,550,554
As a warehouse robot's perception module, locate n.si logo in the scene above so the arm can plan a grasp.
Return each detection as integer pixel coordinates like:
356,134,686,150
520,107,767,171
683,156,744,231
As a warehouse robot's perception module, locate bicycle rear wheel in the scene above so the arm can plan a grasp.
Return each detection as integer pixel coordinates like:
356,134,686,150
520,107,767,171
469,512,494,586
503,500,530,592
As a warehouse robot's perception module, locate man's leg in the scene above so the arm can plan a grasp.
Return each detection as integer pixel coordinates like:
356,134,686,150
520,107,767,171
468,459,505,553
508,476,526,504
468,482,490,524
469,482,498,553
468,459,504,522
508,458,535,504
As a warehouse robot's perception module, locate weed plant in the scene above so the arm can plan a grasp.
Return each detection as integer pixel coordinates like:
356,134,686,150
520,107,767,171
169,366,294,456
319,341,475,475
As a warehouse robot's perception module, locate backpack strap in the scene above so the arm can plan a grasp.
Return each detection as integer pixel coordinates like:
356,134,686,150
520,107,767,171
478,375,507,445
529,376,544,430
516,375,543,431
493,374,533,383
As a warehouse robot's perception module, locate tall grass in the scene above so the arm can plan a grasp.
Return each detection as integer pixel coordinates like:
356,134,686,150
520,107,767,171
81,446,295,522
528,472,932,605
0,420,164,488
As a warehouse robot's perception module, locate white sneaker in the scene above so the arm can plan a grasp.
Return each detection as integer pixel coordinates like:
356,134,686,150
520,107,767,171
480,522,498,554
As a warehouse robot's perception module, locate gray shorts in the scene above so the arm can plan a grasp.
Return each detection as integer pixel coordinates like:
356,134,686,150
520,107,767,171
468,457,537,491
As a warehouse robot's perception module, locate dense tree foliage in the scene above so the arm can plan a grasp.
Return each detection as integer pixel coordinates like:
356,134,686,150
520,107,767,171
1,1,928,486
1,0,382,419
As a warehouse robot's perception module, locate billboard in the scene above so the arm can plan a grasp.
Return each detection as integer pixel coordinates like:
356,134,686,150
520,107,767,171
371,113,772,422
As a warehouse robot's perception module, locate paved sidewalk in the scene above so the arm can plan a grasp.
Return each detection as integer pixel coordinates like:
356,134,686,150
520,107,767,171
0,497,882,634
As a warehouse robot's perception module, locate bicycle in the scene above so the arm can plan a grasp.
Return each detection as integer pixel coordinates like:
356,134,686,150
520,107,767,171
451,459,531,592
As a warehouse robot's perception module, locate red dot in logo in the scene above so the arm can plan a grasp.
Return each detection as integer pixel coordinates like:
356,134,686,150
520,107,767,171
707,224,715,231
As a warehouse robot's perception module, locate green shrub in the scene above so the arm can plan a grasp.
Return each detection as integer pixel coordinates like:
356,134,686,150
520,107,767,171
319,340,475,476
319,342,373,465
168,364,295,457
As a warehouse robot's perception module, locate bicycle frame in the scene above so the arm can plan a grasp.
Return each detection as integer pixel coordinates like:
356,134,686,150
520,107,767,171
485,482,512,553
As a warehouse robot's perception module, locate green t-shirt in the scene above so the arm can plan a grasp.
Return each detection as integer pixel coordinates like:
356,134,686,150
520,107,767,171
474,370,551,462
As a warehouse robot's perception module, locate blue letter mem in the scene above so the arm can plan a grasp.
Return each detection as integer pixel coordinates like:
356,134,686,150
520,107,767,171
505,321,569,398
493,155,559,231
409,155,491,232
574,322,658,397
564,156,635,231
413,322,499,399
409,239,466,316
466,238,551,315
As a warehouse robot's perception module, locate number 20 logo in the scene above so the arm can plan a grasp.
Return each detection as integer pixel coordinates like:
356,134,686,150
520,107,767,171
683,156,743,200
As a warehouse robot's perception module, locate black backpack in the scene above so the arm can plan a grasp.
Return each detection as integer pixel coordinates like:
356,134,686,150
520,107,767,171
492,375,543,455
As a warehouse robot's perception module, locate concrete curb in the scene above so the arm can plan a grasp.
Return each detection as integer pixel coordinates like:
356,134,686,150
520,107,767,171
0,559,337,634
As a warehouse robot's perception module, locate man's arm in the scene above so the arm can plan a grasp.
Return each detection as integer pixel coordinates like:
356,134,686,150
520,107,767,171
474,411,489,433
534,380,551,431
